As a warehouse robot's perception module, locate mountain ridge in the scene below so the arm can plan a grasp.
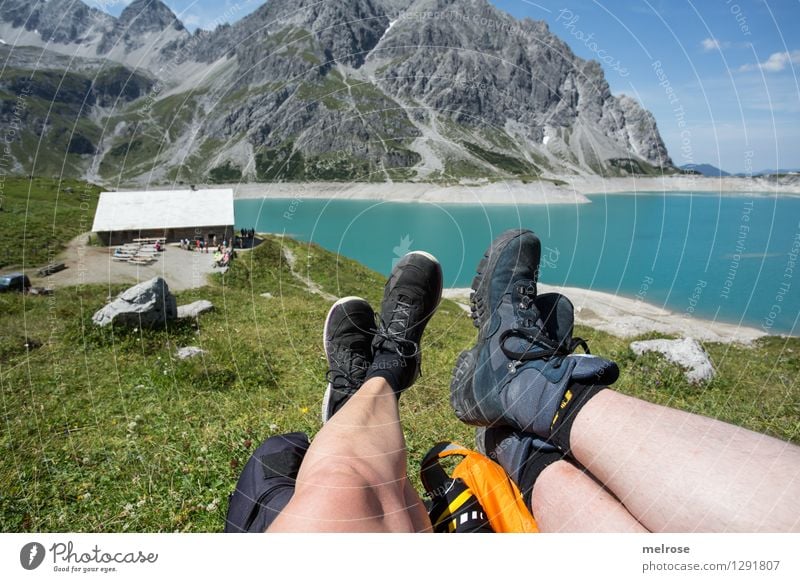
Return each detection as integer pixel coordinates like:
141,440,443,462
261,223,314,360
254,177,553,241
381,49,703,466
0,0,676,185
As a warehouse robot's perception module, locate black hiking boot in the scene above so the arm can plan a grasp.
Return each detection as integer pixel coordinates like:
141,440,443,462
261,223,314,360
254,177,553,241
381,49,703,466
322,296,376,422
368,251,443,394
450,229,619,439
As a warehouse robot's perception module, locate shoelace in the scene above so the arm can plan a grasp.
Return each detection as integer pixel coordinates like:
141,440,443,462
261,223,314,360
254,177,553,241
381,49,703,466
500,327,590,360
326,348,369,392
373,299,421,358
500,282,589,367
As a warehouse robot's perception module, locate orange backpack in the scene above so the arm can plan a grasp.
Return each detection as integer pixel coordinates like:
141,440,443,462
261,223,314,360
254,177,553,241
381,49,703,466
421,442,538,533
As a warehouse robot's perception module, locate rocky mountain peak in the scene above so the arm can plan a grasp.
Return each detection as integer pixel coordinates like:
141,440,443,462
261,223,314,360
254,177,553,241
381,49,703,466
118,0,185,33
0,0,675,183
0,0,114,45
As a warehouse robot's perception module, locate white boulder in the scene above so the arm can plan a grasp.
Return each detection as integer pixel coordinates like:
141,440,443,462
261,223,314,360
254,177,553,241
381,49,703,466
177,300,214,319
630,338,715,383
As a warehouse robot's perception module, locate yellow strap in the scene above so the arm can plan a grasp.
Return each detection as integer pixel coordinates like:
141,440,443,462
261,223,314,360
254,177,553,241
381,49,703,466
433,488,473,526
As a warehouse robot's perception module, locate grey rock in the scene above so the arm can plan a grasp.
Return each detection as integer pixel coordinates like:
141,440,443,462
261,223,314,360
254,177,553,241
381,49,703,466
177,300,215,319
630,338,715,384
176,346,206,360
92,277,177,328
261,293,275,299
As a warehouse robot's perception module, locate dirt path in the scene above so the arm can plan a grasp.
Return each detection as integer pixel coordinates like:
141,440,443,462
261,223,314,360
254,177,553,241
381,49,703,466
38,233,221,292
280,241,338,301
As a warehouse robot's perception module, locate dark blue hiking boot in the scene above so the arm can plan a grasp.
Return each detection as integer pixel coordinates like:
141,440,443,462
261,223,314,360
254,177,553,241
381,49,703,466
450,229,619,439
476,426,564,507
322,297,376,422
475,426,558,486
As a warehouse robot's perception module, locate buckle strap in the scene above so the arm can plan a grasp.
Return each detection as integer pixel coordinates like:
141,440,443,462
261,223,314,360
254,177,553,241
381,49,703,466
499,328,590,362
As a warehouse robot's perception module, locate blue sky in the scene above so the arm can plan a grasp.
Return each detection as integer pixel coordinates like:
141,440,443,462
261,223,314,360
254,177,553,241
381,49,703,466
95,0,800,173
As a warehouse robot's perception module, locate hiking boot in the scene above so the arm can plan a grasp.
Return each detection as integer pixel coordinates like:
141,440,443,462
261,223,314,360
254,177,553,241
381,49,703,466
450,229,619,438
476,426,558,488
370,251,443,393
322,296,376,422
476,426,564,508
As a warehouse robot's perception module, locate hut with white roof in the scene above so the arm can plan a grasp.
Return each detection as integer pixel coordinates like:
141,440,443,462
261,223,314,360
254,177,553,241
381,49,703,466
91,188,235,246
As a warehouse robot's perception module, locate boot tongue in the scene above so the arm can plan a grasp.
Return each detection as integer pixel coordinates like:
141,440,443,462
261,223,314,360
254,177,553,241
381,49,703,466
501,280,547,356
534,293,576,348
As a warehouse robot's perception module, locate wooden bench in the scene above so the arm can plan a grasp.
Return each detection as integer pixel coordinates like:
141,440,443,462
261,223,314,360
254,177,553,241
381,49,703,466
129,257,156,265
37,262,66,277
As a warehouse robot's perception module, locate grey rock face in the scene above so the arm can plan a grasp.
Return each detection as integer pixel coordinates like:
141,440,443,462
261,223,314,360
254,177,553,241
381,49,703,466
0,0,674,181
177,300,214,319
92,277,178,328
97,0,189,60
187,0,671,179
0,0,114,45
630,338,715,384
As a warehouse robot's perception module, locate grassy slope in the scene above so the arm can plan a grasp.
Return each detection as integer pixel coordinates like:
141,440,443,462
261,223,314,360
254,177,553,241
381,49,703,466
0,181,798,532
0,178,102,270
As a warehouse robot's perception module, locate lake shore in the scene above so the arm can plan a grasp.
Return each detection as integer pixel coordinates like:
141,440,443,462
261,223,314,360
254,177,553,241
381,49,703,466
217,174,800,205
442,285,768,345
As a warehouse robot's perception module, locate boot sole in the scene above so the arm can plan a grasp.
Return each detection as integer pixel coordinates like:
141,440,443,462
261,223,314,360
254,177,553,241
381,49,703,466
449,347,479,423
470,229,533,336
321,296,369,423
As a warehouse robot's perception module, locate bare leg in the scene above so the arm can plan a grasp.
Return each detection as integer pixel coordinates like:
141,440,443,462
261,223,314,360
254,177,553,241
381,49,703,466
531,460,648,532
569,390,800,532
268,378,431,532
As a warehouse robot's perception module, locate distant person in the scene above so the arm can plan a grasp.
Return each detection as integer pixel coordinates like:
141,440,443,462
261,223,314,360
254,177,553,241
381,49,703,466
225,230,800,533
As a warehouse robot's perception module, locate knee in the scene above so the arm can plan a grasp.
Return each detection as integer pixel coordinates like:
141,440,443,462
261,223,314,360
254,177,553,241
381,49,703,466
300,456,388,494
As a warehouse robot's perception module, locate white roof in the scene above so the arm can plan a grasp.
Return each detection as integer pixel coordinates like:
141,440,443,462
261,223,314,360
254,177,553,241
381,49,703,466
92,189,235,232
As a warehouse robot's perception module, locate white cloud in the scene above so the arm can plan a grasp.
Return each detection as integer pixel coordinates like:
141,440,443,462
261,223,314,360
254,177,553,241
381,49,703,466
701,38,735,52
740,50,800,72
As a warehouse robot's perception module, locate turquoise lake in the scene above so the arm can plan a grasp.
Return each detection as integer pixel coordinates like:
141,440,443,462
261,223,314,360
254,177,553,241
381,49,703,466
235,193,800,336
